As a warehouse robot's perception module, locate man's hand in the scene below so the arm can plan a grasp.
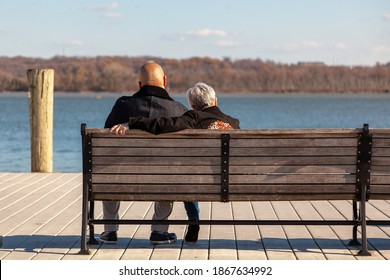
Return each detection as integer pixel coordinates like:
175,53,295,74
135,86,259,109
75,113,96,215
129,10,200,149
110,123,129,135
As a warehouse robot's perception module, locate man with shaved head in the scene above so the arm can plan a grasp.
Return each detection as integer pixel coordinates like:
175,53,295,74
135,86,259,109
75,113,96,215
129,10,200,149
101,61,199,245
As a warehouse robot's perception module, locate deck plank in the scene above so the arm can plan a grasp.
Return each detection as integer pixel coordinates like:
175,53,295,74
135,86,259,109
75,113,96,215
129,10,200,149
271,201,325,260
120,203,154,260
179,202,211,260
0,174,81,260
1,185,81,260
291,201,356,260
251,201,296,260
0,173,33,192
209,202,237,260
232,202,267,260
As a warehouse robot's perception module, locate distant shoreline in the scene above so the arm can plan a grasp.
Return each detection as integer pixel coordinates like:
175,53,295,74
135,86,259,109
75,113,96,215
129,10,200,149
1,56,389,93
1,91,389,97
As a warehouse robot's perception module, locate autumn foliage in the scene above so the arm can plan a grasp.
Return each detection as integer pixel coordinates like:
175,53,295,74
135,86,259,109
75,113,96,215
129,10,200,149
0,56,389,93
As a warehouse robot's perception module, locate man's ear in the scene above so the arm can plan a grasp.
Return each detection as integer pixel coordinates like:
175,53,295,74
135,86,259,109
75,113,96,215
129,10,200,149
163,75,167,87
215,97,218,106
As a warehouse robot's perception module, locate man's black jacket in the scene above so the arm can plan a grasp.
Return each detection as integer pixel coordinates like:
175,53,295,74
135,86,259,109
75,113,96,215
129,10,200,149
104,85,187,128
127,106,240,134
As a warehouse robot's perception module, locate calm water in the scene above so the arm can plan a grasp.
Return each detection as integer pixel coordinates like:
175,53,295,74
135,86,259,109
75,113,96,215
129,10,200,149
1,92,389,172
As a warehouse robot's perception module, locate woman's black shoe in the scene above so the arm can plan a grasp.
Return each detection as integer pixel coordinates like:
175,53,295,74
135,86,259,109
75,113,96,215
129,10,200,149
185,225,200,242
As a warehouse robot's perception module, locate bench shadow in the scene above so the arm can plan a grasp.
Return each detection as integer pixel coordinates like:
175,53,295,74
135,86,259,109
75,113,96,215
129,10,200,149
1,235,390,253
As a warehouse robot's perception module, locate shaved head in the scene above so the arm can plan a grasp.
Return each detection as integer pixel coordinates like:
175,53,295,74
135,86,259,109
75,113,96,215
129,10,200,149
138,61,167,88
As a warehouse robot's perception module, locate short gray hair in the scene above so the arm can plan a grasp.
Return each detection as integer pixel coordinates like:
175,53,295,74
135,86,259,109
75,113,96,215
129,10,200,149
186,82,216,110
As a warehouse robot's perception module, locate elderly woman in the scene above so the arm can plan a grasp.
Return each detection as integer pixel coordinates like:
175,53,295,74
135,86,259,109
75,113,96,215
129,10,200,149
111,82,240,243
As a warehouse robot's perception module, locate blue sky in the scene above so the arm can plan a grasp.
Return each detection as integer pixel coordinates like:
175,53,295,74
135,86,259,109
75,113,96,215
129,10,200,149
0,0,389,65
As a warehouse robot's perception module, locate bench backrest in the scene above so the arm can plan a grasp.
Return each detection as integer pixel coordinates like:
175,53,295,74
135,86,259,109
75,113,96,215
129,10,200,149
81,125,390,202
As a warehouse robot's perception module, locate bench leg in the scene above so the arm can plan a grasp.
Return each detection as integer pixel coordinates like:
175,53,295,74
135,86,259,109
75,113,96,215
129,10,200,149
348,200,361,247
88,200,99,245
79,180,90,255
358,183,371,256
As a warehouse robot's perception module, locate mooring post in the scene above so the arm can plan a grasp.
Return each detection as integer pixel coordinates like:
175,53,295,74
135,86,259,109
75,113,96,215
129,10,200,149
27,69,54,172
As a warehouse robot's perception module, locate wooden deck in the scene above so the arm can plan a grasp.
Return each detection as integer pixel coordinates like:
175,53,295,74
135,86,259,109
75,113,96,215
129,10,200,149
0,172,389,260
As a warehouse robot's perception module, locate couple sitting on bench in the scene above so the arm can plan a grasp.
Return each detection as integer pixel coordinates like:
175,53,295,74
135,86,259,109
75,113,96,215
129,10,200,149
100,61,240,245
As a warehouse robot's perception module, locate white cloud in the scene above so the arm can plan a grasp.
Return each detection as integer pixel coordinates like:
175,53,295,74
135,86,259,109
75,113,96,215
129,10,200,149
183,28,227,37
335,42,348,49
63,40,85,47
104,12,124,18
301,41,322,48
214,40,240,47
383,13,390,19
88,2,118,11
273,40,323,52
372,45,390,53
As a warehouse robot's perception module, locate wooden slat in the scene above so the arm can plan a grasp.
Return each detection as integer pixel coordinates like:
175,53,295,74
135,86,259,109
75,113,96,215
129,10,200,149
372,148,390,157
92,193,356,201
230,156,356,165
92,164,356,174
230,174,356,184
370,185,390,199
92,184,220,193
230,184,356,193
92,156,220,165
372,157,390,166
92,184,356,194
86,128,364,136
92,174,220,184
370,128,390,134
371,175,390,184
93,156,357,166
92,165,220,174
231,138,357,148
92,147,357,157
371,185,390,194
372,138,390,147
230,147,357,156
91,174,355,185
92,138,220,147
92,147,220,157
370,165,390,175
230,165,356,174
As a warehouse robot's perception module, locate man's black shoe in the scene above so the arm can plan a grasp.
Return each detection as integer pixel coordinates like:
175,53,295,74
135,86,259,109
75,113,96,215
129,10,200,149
98,231,118,244
149,231,177,245
185,225,200,242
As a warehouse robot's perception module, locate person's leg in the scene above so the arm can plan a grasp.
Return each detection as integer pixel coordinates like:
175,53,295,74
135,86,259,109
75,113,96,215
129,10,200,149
184,201,200,242
150,201,177,244
184,201,199,221
102,201,120,231
99,201,120,243
151,201,173,232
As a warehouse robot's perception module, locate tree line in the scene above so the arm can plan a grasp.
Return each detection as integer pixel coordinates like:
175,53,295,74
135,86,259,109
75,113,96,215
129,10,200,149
0,56,389,93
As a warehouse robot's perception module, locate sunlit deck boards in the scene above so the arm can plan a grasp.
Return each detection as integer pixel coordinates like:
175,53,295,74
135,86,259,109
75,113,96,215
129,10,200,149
0,172,389,260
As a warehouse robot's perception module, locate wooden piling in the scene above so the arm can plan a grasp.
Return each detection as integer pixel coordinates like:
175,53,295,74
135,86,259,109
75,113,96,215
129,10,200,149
27,69,54,172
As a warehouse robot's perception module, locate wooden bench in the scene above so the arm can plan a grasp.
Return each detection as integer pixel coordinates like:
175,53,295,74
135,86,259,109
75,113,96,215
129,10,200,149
79,123,390,255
